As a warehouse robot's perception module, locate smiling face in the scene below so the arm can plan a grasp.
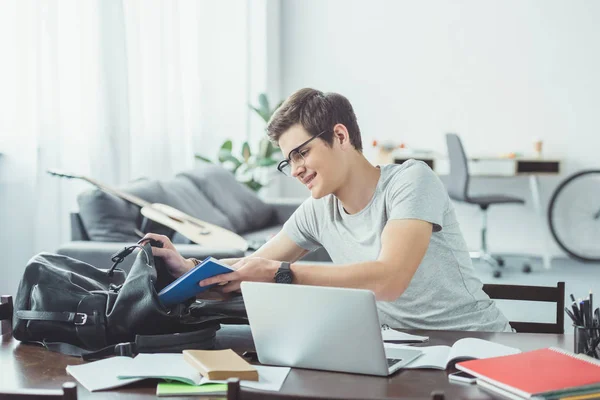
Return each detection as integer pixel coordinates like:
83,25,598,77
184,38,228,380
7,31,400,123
278,124,345,199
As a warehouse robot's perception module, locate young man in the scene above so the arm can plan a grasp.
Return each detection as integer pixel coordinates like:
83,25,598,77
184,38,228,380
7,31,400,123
143,88,511,332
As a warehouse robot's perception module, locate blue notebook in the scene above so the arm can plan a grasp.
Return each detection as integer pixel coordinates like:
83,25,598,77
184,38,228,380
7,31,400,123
158,257,234,306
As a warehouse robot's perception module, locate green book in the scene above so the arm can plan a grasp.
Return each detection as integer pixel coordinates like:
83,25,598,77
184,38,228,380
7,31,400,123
156,382,227,397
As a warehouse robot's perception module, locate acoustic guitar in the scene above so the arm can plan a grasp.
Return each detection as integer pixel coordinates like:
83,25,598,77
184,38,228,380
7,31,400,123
47,170,249,251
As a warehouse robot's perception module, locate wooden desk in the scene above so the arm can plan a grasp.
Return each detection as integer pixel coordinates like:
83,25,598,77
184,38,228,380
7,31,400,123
0,330,572,400
392,155,560,177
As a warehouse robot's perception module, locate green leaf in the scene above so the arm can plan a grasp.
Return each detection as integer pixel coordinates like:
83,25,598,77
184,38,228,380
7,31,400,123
245,180,263,192
194,154,213,163
218,140,234,163
241,142,251,163
220,140,233,152
250,105,270,123
250,105,270,122
258,93,270,114
218,150,241,167
235,164,253,183
258,138,270,158
264,140,279,158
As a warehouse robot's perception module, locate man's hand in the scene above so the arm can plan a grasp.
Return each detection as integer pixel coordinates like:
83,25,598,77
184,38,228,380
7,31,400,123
138,233,194,278
199,257,280,293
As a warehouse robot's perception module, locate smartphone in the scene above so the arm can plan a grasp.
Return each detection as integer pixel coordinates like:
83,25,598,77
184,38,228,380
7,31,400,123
448,371,477,384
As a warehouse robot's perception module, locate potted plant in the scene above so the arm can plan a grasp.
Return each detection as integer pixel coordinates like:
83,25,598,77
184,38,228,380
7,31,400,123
195,93,284,192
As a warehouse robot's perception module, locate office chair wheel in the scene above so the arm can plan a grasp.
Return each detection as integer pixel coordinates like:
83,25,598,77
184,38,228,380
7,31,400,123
522,264,532,274
548,170,600,262
493,270,502,278
495,257,505,267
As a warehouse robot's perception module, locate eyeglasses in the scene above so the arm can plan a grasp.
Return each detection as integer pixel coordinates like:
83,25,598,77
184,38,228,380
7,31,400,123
277,130,327,177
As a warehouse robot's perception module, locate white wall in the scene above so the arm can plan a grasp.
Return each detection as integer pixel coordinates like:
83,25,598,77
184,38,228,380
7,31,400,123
278,0,600,259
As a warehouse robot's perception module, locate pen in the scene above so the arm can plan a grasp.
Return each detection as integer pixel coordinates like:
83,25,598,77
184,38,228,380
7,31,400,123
570,293,577,303
572,301,582,325
579,299,587,327
582,300,590,328
589,291,593,327
564,307,578,325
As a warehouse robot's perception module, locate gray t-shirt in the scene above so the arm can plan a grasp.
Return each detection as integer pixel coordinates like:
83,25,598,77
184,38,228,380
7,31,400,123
283,160,512,332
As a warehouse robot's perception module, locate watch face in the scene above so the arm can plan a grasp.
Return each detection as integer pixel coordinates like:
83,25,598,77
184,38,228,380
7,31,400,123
275,271,293,284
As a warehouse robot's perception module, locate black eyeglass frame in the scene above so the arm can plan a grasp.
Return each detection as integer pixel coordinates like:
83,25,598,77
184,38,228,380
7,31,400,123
276,130,328,176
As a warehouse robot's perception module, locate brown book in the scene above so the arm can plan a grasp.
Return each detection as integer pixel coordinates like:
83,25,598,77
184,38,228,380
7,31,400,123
183,349,259,381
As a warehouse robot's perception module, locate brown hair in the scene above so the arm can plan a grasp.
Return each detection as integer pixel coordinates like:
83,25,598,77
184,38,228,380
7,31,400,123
266,88,363,151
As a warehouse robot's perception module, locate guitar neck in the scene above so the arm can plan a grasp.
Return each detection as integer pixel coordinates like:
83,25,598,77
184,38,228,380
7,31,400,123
83,178,151,208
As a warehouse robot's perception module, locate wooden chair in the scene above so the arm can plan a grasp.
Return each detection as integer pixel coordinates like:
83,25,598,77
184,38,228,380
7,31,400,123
0,382,77,400
226,378,444,400
0,295,12,336
482,282,565,334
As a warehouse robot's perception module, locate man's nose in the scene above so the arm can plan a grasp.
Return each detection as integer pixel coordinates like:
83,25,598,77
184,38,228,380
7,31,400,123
291,162,306,178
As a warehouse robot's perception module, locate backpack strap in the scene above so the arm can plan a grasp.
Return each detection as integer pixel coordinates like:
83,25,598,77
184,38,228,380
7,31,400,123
107,244,151,277
134,325,219,354
40,340,127,358
16,311,92,325
40,325,220,360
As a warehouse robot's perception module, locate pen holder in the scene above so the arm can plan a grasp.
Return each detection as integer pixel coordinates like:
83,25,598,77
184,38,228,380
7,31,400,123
573,325,600,359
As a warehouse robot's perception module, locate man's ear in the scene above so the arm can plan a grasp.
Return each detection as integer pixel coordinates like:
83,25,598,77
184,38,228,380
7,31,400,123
333,124,350,148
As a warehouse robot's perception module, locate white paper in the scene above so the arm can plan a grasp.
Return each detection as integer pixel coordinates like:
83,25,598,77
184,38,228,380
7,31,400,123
118,353,201,385
68,354,290,393
381,328,429,343
66,357,144,392
447,338,520,363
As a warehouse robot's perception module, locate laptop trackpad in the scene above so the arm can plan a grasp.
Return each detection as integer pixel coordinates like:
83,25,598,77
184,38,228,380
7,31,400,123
385,347,422,368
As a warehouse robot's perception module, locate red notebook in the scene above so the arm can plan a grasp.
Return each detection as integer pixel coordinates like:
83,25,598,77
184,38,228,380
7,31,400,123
456,348,600,399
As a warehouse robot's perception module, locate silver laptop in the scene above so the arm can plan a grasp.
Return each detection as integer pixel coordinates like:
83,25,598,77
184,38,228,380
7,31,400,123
241,282,422,376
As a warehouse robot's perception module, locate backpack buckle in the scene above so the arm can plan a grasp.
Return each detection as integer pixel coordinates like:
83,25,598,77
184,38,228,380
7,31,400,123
108,246,137,277
74,313,88,325
114,342,136,357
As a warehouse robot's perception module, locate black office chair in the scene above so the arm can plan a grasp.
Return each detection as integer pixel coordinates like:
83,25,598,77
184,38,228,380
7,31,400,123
226,378,444,400
446,133,531,278
482,282,565,334
0,382,77,400
0,295,12,336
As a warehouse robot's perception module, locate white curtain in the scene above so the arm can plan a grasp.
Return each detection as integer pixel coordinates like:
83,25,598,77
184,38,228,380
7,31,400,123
0,0,254,296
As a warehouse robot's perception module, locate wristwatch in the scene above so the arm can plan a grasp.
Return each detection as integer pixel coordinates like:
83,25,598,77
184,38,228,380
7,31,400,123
274,262,294,284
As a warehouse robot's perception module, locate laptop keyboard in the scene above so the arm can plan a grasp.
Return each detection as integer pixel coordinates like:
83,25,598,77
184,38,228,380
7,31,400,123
387,358,402,367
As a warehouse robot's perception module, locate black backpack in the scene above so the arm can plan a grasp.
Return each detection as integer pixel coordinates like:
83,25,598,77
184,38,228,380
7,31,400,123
12,243,248,359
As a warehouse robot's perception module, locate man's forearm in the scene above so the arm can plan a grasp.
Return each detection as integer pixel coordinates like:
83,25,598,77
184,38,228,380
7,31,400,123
290,261,407,301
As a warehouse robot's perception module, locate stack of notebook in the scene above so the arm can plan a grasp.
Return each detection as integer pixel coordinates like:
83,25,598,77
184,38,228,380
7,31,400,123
456,348,600,400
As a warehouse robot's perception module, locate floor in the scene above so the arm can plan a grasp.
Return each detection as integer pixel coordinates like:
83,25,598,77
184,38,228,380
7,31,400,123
472,255,600,334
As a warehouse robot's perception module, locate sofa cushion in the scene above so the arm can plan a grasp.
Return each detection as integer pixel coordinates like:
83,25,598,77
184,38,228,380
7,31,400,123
78,175,235,242
179,163,275,234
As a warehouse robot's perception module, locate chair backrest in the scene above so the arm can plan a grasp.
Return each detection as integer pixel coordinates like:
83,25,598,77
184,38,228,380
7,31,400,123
445,133,470,201
226,379,444,400
0,295,12,336
482,282,565,334
0,382,77,400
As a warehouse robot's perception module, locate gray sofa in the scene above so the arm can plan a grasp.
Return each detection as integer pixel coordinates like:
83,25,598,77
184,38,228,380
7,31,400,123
57,162,329,271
